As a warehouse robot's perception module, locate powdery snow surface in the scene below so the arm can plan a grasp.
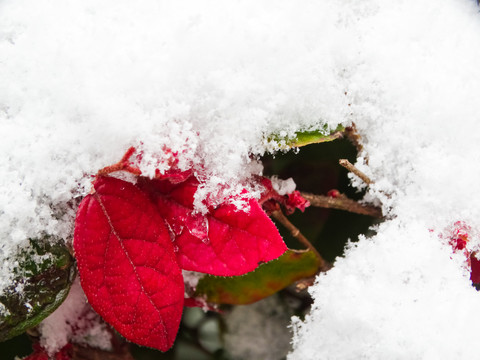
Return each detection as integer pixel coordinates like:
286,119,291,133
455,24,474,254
289,0,480,359
0,0,347,293
1,0,480,358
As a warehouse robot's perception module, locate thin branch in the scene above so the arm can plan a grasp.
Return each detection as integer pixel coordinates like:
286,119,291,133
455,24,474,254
271,210,330,271
301,191,383,218
339,158,372,185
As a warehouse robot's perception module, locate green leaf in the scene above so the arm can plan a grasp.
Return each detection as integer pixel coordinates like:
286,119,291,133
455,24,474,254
0,237,75,342
195,249,320,305
268,124,344,149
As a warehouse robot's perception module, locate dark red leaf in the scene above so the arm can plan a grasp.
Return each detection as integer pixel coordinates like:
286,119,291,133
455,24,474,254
257,176,310,215
74,176,184,351
285,191,309,213
24,343,72,360
137,176,287,276
471,253,480,284
23,343,49,360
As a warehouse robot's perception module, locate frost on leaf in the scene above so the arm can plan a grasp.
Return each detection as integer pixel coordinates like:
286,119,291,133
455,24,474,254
266,125,344,149
137,176,287,276
74,176,184,351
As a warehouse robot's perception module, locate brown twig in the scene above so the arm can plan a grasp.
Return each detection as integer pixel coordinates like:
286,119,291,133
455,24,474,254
271,210,330,271
301,192,383,218
339,158,372,186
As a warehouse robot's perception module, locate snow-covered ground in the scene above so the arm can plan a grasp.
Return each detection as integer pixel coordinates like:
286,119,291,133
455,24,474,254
2,0,480,358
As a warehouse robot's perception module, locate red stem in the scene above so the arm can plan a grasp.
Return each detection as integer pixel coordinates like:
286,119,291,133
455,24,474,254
97,147,142,177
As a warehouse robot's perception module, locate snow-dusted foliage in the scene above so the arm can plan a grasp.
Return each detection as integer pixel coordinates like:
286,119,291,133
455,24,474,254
2,0,480,358
0,0,347,294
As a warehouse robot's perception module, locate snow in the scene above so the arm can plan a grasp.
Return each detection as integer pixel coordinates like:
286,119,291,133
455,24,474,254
39,278,112,356
290,221,480,359
0,0,480,358
270,176,297,196
289,0,480,359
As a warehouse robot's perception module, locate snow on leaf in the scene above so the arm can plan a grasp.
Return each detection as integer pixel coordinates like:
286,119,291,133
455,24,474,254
267,125,344,149
0,238,74,342
74,176,184,351
137,176,287,276
195,249,320,305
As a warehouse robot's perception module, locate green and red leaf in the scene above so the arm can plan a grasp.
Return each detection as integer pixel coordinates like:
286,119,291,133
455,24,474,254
194,249,320,305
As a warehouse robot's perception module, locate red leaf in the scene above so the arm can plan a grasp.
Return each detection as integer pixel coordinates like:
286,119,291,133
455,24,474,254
74,176,184,351
137,176,287,276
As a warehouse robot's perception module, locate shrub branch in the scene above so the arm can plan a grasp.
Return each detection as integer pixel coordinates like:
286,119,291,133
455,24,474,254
339,158,372,185
301,192,382,218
